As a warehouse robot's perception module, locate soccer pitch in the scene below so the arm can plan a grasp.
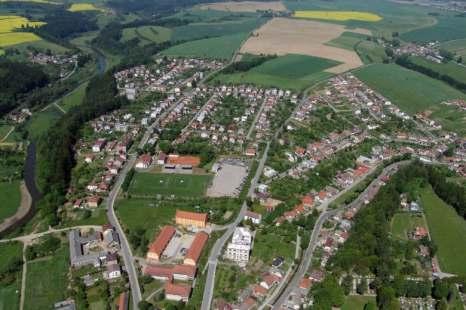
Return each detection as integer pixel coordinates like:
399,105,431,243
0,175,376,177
129,172,212,197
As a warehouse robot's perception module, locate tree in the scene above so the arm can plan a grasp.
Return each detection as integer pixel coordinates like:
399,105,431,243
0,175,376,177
312,275,345,309
377,286,397,309
432,279,450,300
357,278,367,295
138,300,154,310
435,299,448,310
364,302,377,310
342,275,353,295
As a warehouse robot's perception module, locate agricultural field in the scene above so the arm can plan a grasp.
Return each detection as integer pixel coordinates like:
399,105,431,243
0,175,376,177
420,187,466,276
240,18,369,73
67,3,104,12
441,39,466,64
25,105,63,140
0,180,21,222
161,32,249,60
354,64,466,113
0,15,45,47
355,39,387,64
401,13,466,43
24,245,69,310
0,242,23,310
212,54,338,91
284,0,435,37
57,82,88,112
170,17,266,42
198,1,286,12
128,172,212,198
390,212,427,240
294,10,382,22
341,296,376,310
325,31,369,50
122,25,172,45
408,56,466,82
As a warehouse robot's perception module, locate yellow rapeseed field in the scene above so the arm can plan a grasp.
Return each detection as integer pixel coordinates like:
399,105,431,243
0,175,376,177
68,3,104,12
293,10,382,22
0,15,45,47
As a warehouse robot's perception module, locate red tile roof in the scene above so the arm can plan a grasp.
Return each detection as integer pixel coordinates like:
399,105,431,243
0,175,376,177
184,232,209,266
301,195,314,206
299,277,312,290
117,292,128,310
252,284,268,296
148,226,176,258
172,264,197,278
144,265,173,279
164,282,191,298
176,210,208,223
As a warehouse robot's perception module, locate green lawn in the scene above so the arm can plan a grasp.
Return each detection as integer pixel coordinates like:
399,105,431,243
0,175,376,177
129,172,212,198
420,186,466,276
212,54,338,91
341,295,376,310
26,106,63,140
0,181,21,222
122,26,172,45
58,82,88,112
161,32,249,60
214,264,257,302
354,64,466,113
251,225,297,265
0,242,23,310
390,212,427,240
0,124,13,141
24,245,69,310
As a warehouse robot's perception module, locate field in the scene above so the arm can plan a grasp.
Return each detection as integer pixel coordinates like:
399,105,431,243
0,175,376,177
170,17,266,42
24,245,69,310
26,105,63,140
441,39,466,63
408,56,466,82
355,40,387,64
58,82,88,112
354,64,466,114
0,242,23,310
161,32,249,60
294,10,382,22
326,31,369,50
67,3,104,12
212,54,338,91
198,1,286,12
0,15,45,47
122,26,172,45
420,187,466,276
401,13,466,43
341,296,376,310
128,172,212,198
0,181,21,222
240,18,369,73
390,212,427,240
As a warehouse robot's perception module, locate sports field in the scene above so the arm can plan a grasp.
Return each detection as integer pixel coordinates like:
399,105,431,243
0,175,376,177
67,3,104,12
161,32,249,60
212,54,338,91
354,64,466,114
129,172,212,197
0,181,21,222
294,10,382,22
390,212,427,240
0,242,22,310
122,25,172,45
421,187,466,276
24,245,69,310
0,15,44,47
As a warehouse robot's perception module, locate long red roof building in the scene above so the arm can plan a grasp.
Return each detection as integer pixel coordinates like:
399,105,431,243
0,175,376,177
183,231,209,266
147,225,176,261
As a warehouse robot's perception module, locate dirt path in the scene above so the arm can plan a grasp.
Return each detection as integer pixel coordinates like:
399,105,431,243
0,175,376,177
0,182,32,236
19,243,27,310
0,126,14,143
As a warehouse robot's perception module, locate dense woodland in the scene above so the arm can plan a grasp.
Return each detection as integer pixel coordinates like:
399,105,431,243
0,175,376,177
0,60,49,117
37,72,127,225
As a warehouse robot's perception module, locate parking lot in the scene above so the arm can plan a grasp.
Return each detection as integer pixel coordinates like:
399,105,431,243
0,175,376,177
207,159,249,197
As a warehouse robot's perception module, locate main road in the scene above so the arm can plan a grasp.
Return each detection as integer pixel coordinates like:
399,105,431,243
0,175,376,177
270,160,409,309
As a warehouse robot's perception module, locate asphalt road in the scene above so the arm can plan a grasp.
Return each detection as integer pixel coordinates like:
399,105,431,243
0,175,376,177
271,160,409,309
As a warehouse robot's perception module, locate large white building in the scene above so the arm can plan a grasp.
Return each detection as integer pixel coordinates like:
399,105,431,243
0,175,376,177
225,227,252,267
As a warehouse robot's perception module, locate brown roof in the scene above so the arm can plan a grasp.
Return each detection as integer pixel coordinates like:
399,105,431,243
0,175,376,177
148,226,176,257
176,210,208,223
167,155,200,167
144,265,173,279
172,264,197,278
252,284,268,296
117,292,128,310
164,282,191,297
184,232,209,265
299,277,312,289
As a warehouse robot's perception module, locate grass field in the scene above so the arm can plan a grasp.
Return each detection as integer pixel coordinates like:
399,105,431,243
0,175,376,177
58,82,88,112
420,187,466,276
214,264,257,302
341,296,376,310
161,32,249,60
294,10,382,22
129,172,212,198
408,56,466,82
0,181,21,222
355,40,387,64
401,13,466,43
68,3,104,12
122,26,172,45
26,105,63,140
212,54,338,91
326,31,369,50
0,242,22,310
0,15,45,47
390,212,427,240
354,64,466,114
170,17,266,42
441,39,466,63
24,245,69,310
